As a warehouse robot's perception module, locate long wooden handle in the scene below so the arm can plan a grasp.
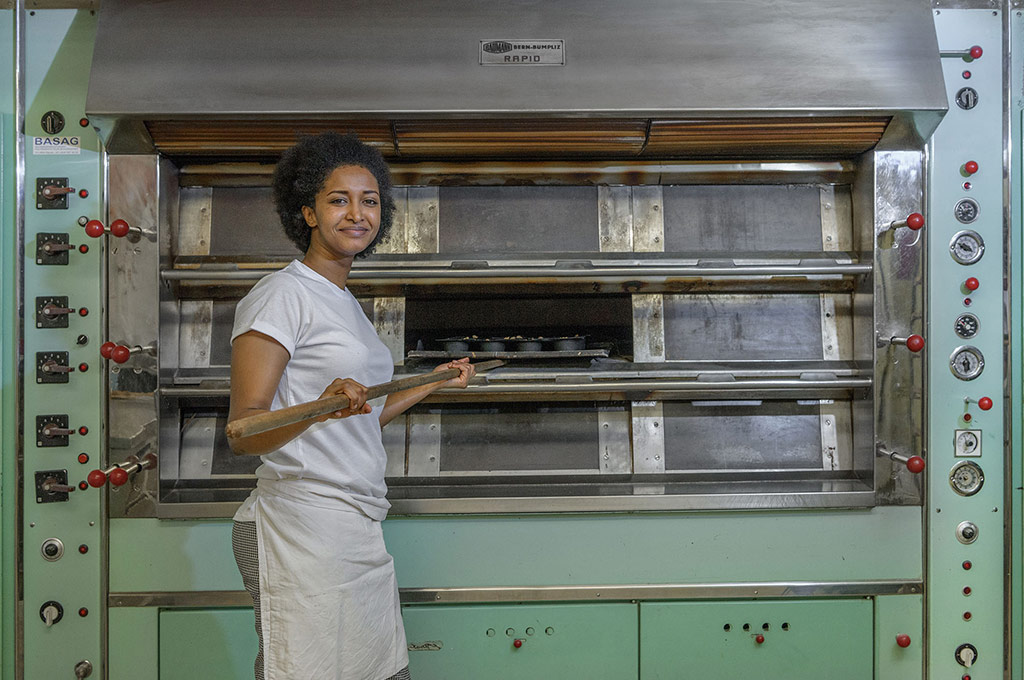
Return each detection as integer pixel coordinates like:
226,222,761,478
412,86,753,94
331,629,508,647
225,360,504,440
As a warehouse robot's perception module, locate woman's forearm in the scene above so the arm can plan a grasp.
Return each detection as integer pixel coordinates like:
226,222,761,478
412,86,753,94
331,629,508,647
227,409,317,456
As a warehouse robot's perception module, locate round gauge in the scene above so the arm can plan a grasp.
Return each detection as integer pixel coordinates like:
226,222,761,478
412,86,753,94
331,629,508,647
954,198,980,224
950,345,985,380
949,461,984,496
956,430,980,456
949,229,985,265
954,313,980,339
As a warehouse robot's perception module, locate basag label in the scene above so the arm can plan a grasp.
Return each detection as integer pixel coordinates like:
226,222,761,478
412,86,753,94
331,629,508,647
33,136,81,155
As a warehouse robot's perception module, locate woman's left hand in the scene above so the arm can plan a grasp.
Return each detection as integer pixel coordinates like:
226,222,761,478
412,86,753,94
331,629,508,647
435,357,476,388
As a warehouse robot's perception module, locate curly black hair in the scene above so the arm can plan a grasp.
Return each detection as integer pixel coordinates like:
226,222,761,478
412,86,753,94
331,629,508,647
272,132,395,256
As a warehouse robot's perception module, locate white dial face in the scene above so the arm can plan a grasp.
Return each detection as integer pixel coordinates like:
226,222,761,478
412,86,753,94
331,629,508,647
949,461,984,496
956,430,980,456
949,230,985,265
949,345,984,381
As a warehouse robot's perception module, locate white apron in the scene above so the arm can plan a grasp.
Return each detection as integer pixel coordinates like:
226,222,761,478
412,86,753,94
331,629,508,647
238,486,409,679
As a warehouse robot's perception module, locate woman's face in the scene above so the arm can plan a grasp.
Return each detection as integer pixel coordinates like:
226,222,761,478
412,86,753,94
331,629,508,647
302,165,381,259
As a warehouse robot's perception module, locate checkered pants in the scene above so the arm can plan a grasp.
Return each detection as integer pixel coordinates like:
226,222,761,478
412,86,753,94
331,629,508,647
232,521,412,680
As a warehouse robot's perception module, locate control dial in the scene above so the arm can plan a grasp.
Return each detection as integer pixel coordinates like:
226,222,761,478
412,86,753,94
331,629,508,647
954,198,980,224
950,230,985,265
40,538,64,562
954,313,979,339
950,461,985,497
956,521,979,545
955,643,978,668
950,345,984,381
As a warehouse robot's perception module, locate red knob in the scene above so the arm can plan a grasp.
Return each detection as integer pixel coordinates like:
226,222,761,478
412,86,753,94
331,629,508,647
965,277,980,291
755,634,765,644
87,470,107,488
978,397,993,411
906,213,924,230
896,634,911,648
110,219,131,238
84,220,106,238
513,639,523,649
969,45,983,59
100,341,117,359
964,161,979,175
110,345,131,364
906,456,925,474
905,334,925,352
109,467,129,486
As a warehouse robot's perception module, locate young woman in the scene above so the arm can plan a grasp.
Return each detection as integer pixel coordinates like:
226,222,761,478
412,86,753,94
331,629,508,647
228,132,474,680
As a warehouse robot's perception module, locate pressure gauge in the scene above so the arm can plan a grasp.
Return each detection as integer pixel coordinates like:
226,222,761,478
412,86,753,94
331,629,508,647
950,230,985,265
950,345,984,381
955,430,980,457
954,198,980,224
954,313,979,339
949,461,984,496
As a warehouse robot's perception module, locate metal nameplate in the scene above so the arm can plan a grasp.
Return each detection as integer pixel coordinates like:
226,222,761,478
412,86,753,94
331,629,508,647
480,39,564,65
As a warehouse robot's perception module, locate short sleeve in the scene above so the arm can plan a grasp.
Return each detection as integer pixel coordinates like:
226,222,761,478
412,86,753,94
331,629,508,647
230,273,306,357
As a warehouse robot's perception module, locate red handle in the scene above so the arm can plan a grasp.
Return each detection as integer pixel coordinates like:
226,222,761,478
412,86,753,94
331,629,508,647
896,634,911,648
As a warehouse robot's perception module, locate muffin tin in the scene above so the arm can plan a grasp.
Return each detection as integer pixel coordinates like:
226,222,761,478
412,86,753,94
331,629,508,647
409,335,605,360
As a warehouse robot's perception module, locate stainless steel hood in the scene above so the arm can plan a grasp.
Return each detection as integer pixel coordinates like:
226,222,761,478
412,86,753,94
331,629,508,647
86,0,947,159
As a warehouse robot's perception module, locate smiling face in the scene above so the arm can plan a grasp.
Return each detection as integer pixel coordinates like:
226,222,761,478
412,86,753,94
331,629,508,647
301,165,382,260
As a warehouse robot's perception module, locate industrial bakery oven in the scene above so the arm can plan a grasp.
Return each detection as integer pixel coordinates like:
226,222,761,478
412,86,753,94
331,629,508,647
80,0,945,521
90,135,928,518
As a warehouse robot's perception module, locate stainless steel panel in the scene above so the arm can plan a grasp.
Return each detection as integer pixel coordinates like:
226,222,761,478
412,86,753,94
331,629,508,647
870,150,925,504
407,187,439,255
632,186,665,253
662,185,826,252
632,294,665,363
662,294,827,362
598,186,632,252
662,402,825,472
632,402,665,474
598,408,631,474
373,297,405,366
87,0,946,123
439,186,598,253
408,413,442,477
177,187,212,256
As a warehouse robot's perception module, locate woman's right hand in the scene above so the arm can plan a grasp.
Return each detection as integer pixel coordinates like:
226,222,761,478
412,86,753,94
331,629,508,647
316,378,371,421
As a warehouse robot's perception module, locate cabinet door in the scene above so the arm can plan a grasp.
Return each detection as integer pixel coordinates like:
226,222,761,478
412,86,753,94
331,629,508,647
159,609,257,680
640,599,873,680
404,603,639,680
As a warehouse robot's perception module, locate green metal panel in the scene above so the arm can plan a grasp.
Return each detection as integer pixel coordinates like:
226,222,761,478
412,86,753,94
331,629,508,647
21,10,103,679
875,595,923,680
158,609,257,680
928,10,1005,679
109,608,159,680
111,508,922,593
639,599,873,680
109,519,245,592
385,508,922,587
404,603,638,680
1,8,16,680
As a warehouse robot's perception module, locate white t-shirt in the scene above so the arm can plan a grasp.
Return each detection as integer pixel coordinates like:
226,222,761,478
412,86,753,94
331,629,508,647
231,260,395,520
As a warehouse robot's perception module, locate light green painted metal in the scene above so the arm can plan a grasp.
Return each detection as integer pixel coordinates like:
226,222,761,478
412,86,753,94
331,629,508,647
109,519,246,592
111,508,922,593
158,609,257,680
639,599,873,680
21,9,103,679
1010,10,1023,680
1,8,16,680
404,603,638,679
928,9,1005,679
109,608,159,680
875,595,923,680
